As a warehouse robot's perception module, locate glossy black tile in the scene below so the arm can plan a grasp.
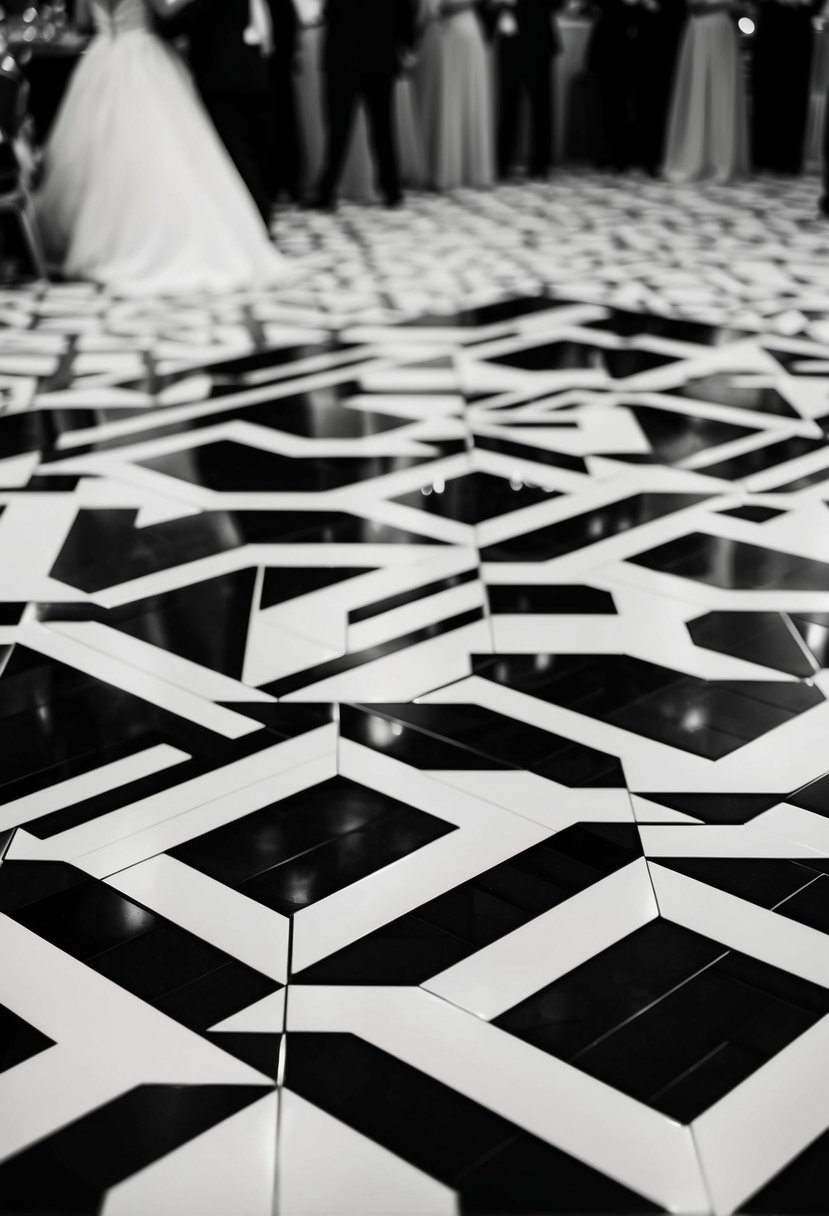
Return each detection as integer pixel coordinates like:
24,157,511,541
791,614,829,669
471,432,588,474
342,703,625,785
776,875,829,935
629,531,829,591
588,309,748,347
766,465,829,493
0,860,87,913
284,1031,517,1183
687,610,816,677
284,1031,661,1210
0,1084,271,1212
348,569,479,624
63,379,408,455
700,435,828,482
0,408,98,458
260,565,376,610
0,645,278,835
137,439,431,494
717,504,787,523
486,584,617,615
170,775,455,914
400,294,565,329
41,568,258,680
495,919,829,1121
475,653,820,759
626,404,757,465
0,1002,54,1075
51,509,445,594
261,607,484,699
204,1033,281,1080
153,961,278,1031
481,493,710,562
788,771,829,817
459,1128,664,1213
393,471,562,525
19,733,275,843
742,1123,829,1212
294,823,641,984
674,374,798,417
634,792,783,824
765,347,829,377
487,339,676,378
12,880,159,961
0,602,24,625
495,920,723,1059
213,702,336,737
652,858,819,908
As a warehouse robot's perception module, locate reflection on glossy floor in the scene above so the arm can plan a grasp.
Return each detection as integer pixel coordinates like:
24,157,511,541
6,174,829,1214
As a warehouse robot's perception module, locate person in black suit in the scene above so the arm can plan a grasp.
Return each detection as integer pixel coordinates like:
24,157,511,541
587,0,682,174
753,0,818,176
311,0,418,209
270,0,304,202
488,0,563,181
161,0,277,223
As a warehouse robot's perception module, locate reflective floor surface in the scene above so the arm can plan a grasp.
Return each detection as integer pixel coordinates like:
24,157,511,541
4,173,829,1213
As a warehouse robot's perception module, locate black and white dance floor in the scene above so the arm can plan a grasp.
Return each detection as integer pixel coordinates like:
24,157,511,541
5,173,829,1213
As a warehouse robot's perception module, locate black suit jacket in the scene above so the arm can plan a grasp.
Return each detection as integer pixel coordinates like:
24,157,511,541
515,0,564,57
484,0,564,57
160,0,276,98
321,0,418,75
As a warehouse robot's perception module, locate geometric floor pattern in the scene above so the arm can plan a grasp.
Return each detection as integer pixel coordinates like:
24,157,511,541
4,172,829,1213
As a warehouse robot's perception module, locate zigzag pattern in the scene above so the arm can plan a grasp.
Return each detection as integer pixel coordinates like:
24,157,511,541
3,175,829,1214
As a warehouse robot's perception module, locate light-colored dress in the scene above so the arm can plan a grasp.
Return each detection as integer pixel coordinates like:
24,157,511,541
37,0,294,295
416,0,495,191
663,4,749,184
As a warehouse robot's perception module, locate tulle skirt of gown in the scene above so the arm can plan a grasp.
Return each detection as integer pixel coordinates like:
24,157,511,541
417,12,494,191
663,12,749,184
37,30,292,295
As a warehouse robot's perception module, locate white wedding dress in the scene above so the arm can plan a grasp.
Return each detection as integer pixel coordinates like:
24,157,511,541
37,0,295,295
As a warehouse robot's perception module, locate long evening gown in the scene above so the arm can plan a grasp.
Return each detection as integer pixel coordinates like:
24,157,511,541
37,0,295,294
663,4,749,184
417,0,495,191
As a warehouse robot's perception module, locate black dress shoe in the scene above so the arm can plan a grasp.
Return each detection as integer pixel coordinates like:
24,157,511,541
383,192,403,209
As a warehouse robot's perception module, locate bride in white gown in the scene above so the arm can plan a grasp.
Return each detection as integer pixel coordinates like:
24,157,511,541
37,0,297,295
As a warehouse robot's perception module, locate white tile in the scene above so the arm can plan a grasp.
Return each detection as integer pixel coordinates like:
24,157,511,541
0,743,189,832
278,1090,457,1216
107,855,291,983
425,859,657,1020
103,1092,279,1216
287,986,708,1214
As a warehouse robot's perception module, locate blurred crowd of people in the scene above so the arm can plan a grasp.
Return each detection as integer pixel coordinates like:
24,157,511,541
27,0,829,295
275,0,824,212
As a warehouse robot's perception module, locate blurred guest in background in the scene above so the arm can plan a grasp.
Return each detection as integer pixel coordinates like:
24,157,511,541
270,0,304,202
417,0,494,190
311,0,418,209
663,0,748,182
165,0,278,223
489,0,563,181
587,0,651,172
753,0,817,175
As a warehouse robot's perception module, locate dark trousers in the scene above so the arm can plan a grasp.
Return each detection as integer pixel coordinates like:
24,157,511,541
497,42,553,178
754,8,813,175
271,66,303,202
317,67,400,203
202,93,275,224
